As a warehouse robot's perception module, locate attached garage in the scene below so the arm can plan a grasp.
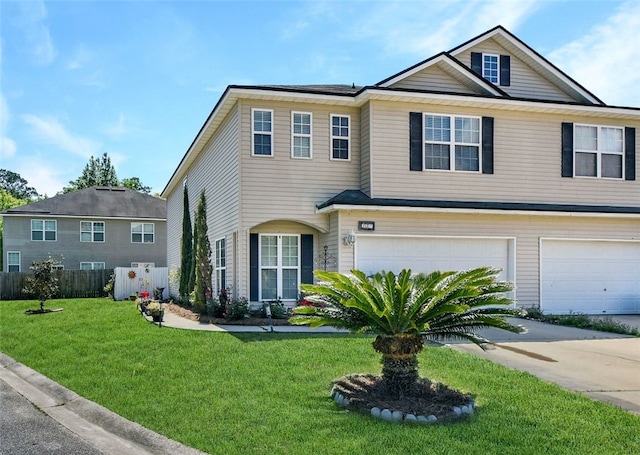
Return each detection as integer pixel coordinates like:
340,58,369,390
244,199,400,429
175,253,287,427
355,235,515,281
540,239,640,315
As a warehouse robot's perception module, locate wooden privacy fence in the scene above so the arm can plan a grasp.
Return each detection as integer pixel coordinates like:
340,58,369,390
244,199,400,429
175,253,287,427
0,269,114,300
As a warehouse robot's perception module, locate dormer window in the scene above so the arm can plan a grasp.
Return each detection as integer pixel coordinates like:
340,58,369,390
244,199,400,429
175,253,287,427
471,52,510,87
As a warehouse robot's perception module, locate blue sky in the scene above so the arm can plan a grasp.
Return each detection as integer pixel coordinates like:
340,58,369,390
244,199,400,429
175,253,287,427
2,0,640,196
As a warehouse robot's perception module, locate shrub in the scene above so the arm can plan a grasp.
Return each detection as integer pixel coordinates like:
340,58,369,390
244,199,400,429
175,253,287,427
266,299,288,319
224,296,249,321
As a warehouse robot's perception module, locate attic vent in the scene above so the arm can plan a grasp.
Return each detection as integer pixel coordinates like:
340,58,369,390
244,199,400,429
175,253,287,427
111,188,126,192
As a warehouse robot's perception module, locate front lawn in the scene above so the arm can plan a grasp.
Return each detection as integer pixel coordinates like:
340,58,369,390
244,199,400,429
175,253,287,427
1,298,638,455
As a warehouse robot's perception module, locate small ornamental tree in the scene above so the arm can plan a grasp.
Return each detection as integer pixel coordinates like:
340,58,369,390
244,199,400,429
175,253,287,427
192,190,212,314
23,257,61,312
179,183,194,300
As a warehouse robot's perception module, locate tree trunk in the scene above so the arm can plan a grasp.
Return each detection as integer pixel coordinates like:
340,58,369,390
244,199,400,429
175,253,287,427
372,334,424,399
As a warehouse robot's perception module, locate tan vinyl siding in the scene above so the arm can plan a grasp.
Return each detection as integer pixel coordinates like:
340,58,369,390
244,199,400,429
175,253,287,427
369,101,640,207
165,104,241,298
239,100,360,232
360,102,371,195
388,65,478,94
464,39,576,102
165,189,183,296
336,210,639,308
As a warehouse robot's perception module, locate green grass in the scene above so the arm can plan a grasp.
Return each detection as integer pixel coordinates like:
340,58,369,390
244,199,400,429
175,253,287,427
1,298,639,455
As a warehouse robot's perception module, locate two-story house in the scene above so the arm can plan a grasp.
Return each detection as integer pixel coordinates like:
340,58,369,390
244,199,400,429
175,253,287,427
2,186,167,271
161,26,639,315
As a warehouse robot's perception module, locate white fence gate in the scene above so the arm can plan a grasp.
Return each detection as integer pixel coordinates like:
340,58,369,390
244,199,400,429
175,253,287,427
114,267,169,301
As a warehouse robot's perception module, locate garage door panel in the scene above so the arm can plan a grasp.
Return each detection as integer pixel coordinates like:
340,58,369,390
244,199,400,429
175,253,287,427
541,240,640,315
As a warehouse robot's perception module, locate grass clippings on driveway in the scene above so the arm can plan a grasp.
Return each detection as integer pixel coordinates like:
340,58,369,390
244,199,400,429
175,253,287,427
1,298,639,455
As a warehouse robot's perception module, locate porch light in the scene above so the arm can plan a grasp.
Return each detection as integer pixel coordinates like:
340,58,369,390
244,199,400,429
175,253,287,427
343,229,357,246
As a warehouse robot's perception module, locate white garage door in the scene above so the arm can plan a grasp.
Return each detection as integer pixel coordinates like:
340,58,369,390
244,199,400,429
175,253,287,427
541,239,640,315
356,236,513,281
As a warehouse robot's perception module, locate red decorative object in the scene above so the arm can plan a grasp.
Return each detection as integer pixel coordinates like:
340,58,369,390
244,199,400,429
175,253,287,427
140,291,150,299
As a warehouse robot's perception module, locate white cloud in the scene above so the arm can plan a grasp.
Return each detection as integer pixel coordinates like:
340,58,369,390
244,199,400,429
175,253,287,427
547,0,640,107
16,161,67,197
21,114,101,159
104,113,129,138
13,0,56,65
66,45,92,71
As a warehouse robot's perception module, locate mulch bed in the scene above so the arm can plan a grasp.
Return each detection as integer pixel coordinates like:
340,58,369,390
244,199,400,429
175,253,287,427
332,374,474,422
165,303,291,326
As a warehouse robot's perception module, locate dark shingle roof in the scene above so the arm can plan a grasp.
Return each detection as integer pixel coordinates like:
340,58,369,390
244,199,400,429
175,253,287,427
318,190,640,215
1,187,166,219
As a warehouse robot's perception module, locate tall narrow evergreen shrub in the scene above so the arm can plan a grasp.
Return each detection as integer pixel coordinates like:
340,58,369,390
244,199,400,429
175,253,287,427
192,190,212,313
179,184,194,300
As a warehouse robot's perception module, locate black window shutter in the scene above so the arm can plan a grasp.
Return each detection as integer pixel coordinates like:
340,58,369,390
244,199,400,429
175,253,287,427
625,127,636,181
482,117,494,174
409,112,423,171
561,122,574,178
500,55,511,86
471,52,482,76
249,233,258,301
301,234,314,284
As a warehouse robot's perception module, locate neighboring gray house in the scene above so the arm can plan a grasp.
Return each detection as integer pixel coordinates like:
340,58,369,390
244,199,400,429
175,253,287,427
161,26,639,315
1,186,166,271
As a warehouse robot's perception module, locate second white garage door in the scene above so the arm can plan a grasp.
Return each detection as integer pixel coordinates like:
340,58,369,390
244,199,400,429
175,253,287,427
355,236,514,281
540,239,640,315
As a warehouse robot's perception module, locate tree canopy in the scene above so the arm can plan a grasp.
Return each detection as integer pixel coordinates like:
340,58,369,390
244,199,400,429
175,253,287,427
0,169,40,200
63,152,151,194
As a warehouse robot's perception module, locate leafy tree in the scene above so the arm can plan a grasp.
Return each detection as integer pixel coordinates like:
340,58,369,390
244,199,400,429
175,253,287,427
179,184,194,300
0,169,40,199
121,177,151,194
23,257,61,312
192,190,212,313
291,267,524,398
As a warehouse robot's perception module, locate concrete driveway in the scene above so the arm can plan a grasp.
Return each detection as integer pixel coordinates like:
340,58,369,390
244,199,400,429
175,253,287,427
450,317,640,415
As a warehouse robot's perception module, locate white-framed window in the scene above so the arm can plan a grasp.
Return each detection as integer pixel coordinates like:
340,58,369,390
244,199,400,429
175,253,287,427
483,54,499,84
574,124,624,178
291,111,312,158
424,113,480,172
215,238,226,293
7,251,20,272
331,114,350,160
259,234,299,301
252,108,273,156
31,219,57,241
131,223,154,243
80,262,105,270
80,221,105,242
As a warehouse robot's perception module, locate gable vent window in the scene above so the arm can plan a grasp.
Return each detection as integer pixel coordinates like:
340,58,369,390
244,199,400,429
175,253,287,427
471,52,510,86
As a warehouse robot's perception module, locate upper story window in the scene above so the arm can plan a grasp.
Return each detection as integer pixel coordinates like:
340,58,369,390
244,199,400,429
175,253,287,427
31,219,56,241
574,124,624,179
483,54,499,84
424,114,480,172
331,114,350,160
80,262,105,270
7,251,20,272
252,109,273,156
131,222,154,243
292,112,312,158
81,221,105,242
471,52,510,87
215,238,226,293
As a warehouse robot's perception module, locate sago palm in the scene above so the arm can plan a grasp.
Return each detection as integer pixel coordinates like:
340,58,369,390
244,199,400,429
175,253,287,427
290,266,525,399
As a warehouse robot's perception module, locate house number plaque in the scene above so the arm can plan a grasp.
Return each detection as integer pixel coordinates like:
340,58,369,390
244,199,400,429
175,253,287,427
358,221,375,231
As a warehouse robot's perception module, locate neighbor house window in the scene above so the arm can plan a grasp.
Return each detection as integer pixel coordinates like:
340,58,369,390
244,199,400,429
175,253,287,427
424,114,480,172
292,111,312,158
252,108,273,156
131,262,155,268
331,114,350,160
80,262,105,270
80,221,105,242
31,219,56,241
7,251,20,272
215,238,226,292
131,223,154,243
259,234,299,301
483,54,499,84
574,124,624,178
